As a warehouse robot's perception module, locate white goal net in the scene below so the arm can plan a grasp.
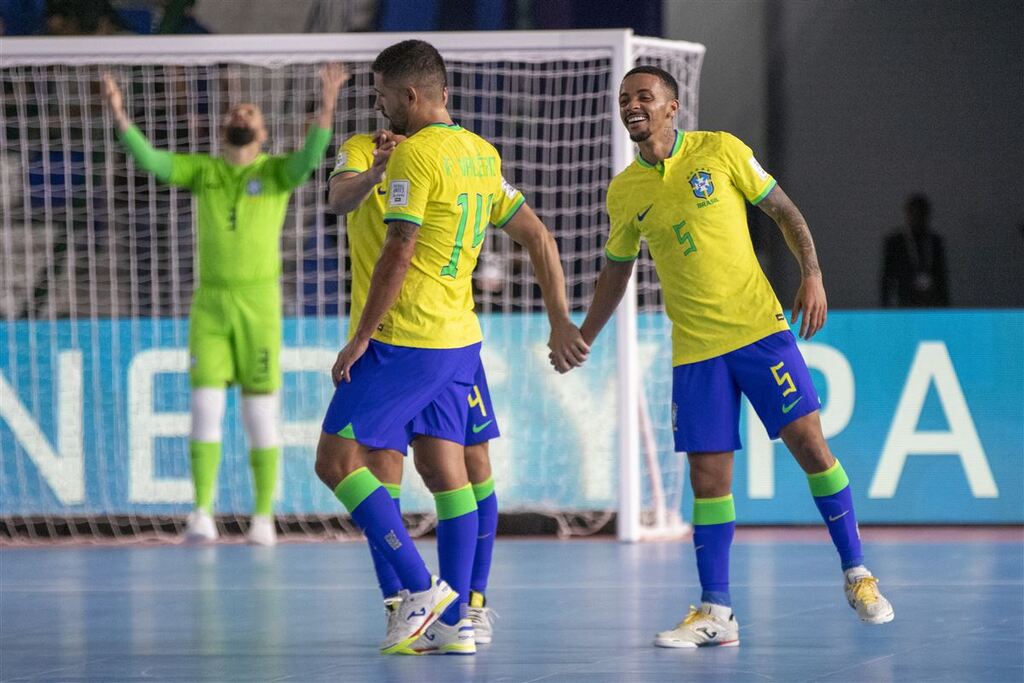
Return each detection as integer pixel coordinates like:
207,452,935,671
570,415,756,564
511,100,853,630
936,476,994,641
0,31,704,542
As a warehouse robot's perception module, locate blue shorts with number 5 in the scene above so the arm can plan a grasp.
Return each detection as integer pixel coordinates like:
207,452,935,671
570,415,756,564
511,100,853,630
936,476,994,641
672,330,820,452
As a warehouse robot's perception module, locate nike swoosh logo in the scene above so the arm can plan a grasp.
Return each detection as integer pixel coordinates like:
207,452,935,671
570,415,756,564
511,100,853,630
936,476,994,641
781,396,804,414
376,186,387,195
828,511,849,522
636,204,653,222
694,545,705,551
471,420,493,434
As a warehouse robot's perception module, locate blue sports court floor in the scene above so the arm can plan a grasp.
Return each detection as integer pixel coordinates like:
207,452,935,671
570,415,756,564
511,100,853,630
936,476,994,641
1,529,1022,682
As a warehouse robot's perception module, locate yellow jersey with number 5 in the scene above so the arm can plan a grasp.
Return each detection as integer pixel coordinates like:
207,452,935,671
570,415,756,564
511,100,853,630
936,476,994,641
381,123,524,348
604,130,788,366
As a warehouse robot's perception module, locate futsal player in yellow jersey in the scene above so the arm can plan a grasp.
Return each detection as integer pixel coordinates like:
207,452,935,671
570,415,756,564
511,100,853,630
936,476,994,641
327,129,513,644
578,66,894,648
315,40,588,655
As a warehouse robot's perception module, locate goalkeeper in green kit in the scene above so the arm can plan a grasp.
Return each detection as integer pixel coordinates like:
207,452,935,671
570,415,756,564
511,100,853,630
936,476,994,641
102,64,346,545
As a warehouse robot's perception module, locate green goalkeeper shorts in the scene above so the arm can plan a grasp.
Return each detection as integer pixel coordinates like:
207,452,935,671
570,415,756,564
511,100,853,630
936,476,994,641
189,284,282,393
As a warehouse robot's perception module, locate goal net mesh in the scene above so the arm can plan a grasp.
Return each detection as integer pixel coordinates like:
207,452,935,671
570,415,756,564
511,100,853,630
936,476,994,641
0,36,704,542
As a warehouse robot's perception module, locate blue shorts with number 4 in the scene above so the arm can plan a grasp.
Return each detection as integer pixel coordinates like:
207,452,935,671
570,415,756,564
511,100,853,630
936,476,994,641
409,362,500,446
322,340,485,450
672,330,821,453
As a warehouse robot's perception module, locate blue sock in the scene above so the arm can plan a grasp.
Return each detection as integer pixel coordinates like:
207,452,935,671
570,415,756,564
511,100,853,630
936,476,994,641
470,478,497,596
367,483,403,598
808,460,864,570
435,485,479,625
693,495,736,608
335,468,430,593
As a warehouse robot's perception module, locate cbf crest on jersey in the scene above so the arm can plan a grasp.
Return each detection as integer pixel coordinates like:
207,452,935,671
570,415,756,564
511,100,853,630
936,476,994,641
246,179,263,196
689,170,714,199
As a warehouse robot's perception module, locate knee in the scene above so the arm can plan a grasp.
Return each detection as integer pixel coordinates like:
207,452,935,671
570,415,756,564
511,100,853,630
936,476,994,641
315,435,361,490
464,443,491,483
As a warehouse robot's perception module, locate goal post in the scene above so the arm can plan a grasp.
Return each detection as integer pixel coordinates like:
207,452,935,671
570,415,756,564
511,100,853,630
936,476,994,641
0,30,704,543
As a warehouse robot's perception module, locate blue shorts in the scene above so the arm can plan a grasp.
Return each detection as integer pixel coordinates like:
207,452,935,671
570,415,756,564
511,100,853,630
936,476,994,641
321,340,482,450
410,361,500,446
672,331,821,452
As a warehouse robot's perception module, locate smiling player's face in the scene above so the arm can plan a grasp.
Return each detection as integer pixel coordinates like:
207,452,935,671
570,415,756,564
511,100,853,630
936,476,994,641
373,72,410,136
619,74,677,143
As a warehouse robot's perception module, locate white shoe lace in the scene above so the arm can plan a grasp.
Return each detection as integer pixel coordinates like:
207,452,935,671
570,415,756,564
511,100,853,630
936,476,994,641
467,606,498,630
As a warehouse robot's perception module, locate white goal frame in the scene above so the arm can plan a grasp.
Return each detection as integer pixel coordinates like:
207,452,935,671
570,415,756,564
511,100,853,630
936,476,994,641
2,29,704,542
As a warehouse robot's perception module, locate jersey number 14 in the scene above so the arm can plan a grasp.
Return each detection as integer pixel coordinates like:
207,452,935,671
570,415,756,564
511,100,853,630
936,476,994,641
441,192,493,278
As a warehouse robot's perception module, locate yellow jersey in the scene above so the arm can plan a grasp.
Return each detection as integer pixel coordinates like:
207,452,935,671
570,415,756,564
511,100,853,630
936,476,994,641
604,130,788,365
330,133,388,341
379,123,524,348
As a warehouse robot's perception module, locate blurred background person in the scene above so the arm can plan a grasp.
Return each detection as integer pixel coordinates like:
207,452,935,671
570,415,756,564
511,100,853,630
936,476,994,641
880,193,950,308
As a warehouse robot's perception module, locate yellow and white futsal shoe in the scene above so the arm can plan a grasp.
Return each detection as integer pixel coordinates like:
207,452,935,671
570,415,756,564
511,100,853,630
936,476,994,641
845,567,895,624
467,591,497,644
380,576,457,655
409,617,476,655
382,596,403,643
654,603,740,648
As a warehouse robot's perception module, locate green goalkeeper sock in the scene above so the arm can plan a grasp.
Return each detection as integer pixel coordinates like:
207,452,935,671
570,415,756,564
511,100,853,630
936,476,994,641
250,447,280,516
190,441,221,513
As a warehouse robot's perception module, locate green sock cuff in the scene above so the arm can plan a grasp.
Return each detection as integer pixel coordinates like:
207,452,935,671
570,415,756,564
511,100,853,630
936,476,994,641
693,494,736,526
433,484,477,520
333,467,382,512
383,483,402,499
471,477,495,501
249,446,279,466
807,459,850,497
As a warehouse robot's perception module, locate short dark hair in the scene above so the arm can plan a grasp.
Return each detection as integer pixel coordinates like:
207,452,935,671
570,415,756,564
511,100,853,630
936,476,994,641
372,40,447,93
623,65,679,100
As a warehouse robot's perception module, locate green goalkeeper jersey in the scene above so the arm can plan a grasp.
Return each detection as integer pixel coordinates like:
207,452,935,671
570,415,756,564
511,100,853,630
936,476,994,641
118,125,331,287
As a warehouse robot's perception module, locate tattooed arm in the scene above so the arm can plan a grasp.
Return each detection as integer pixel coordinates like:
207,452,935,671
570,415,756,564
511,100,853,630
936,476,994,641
758,185,827,339
332,221,418,383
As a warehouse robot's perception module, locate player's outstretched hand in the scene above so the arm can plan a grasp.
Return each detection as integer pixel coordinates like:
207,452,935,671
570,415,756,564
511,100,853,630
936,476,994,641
331,336,369,386
100,72,124,115
320,62,349,101
792,274,827,340
548,320,590,374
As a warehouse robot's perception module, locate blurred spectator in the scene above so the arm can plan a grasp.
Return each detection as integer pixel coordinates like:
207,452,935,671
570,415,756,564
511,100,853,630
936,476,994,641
157,0,209,34
0,0,45,35
45,0,124,35
880,193,950,308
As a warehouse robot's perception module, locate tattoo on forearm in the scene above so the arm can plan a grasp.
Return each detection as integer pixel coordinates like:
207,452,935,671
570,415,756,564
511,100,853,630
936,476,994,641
763,192,821,278
386,221,418,243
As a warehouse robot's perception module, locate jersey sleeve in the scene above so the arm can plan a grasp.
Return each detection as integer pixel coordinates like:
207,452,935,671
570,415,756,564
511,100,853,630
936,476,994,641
329,134,375,179
721,132,776,205
166,153,209,190
491,177,525,228
603,182,640,261
383,143,432,226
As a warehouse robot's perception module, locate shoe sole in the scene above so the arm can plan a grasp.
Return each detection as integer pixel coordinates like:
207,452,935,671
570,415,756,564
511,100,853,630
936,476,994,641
860,611,895,625
654,638,739,648
380,589,458,655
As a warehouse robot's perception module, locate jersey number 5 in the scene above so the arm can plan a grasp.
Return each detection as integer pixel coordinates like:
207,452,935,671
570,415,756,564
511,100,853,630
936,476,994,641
441,192,493,278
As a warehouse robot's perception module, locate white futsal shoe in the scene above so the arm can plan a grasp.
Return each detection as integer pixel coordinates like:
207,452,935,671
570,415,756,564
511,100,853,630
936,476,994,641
380,576,457,654
183,509,218,542
845,567,895,624
247,515,277,547
382,596,403,642
654,603,740,648
467,592,497,644
409,617,476,655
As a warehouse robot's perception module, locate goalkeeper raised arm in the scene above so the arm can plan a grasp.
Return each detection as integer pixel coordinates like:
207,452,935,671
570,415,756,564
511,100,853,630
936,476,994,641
102,64,347,546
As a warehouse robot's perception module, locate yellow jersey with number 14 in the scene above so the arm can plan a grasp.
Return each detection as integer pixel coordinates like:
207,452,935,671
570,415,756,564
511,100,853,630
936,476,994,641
381,123,524,349
604,130,788,366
